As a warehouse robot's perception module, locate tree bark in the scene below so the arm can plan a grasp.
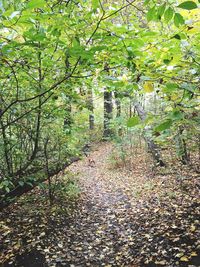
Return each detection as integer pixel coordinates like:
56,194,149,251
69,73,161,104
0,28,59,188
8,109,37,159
103,89,113,138
114,92,121,117
88,88,95,130
89,114,95,130
176,126,190,165
134,102,166,167
64,51,73,133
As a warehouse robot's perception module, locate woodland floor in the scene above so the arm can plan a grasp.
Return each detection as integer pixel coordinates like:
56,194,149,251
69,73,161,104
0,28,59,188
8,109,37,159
0,142,200,267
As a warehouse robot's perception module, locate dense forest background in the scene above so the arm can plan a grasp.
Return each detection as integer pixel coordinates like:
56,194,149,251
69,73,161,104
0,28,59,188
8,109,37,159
0,0,200,266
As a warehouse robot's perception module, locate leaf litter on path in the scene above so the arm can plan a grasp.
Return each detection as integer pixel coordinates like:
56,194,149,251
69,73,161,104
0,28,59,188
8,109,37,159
1,142,200,266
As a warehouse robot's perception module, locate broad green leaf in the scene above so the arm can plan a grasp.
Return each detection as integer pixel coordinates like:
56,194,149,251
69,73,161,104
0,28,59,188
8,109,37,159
140,31,158,37
19,181,25,186
165,83,179,91
5,187,10,193
144,0,151,5
89,46,107,52
174,13,185,27
173,34,181,40
132,83,139,90
171,110,184,120
146,6,157,22
164,7,174,22
154,119,172,132
3,8,14,17
177,1,198,10
163,59,171,64
92,0,99,9
27,0,46,9
127,116,140,127
157,3,166,18
144,82,154,93
3,180,9,186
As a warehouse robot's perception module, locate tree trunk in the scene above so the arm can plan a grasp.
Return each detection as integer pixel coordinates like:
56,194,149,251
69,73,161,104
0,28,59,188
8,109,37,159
89,114,94,130
0,156,80,211
88,88,95,130
176,127,190,165
198,134,200,161
114,92,121,117
129,98,132,118
103,89,113,138
134,102,166,167
64,51,73,134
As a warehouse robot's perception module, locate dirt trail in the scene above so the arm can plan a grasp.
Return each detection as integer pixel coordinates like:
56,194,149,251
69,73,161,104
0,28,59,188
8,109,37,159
69,143,132,207
62,142,146,267
2,142,199,267
1,142,148,267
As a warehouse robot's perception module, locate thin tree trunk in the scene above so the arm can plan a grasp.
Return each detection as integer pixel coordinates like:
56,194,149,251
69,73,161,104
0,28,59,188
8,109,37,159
198,134,200,161
64,51,73,133
0,156,80,211
103,89,113,138
88,88,95,130
129,98,132,118
114,92,121,117
89,114,94,130
44,138,53,205
11,49,42,178
134,102,166,167
177,127,190,165
0,120,12,176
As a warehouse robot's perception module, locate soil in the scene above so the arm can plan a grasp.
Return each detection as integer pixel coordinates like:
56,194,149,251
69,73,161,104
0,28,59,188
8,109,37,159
1,142,200,267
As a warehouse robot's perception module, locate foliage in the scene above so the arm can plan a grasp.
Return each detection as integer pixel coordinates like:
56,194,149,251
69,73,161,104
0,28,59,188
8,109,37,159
0,0,199,203
0,1,200,266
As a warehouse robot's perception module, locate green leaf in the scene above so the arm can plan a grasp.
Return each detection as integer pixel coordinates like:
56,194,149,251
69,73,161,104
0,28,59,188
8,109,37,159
164,7,174,22
127,116,140,127
157,3,166,18
144,0,151,5
132,83,139,90
163,59,171,64
147,6,157,22
174,13,185,27
177,1,198,10
155,119,173,132
19,181,24,186
171,110,184,120
92,0,99,9
4,180,9,186
166,83,179,90
27,0,46,9
5,187,10,193
27,182,34,187
173,34,181,40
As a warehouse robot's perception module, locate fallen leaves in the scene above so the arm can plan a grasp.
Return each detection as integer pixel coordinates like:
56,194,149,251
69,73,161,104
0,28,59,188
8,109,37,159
0,142,200,266
180,256,189,262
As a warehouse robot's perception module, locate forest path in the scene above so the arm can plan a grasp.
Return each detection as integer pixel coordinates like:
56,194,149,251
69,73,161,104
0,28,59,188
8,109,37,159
2,142,200,267
63,142,148,267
